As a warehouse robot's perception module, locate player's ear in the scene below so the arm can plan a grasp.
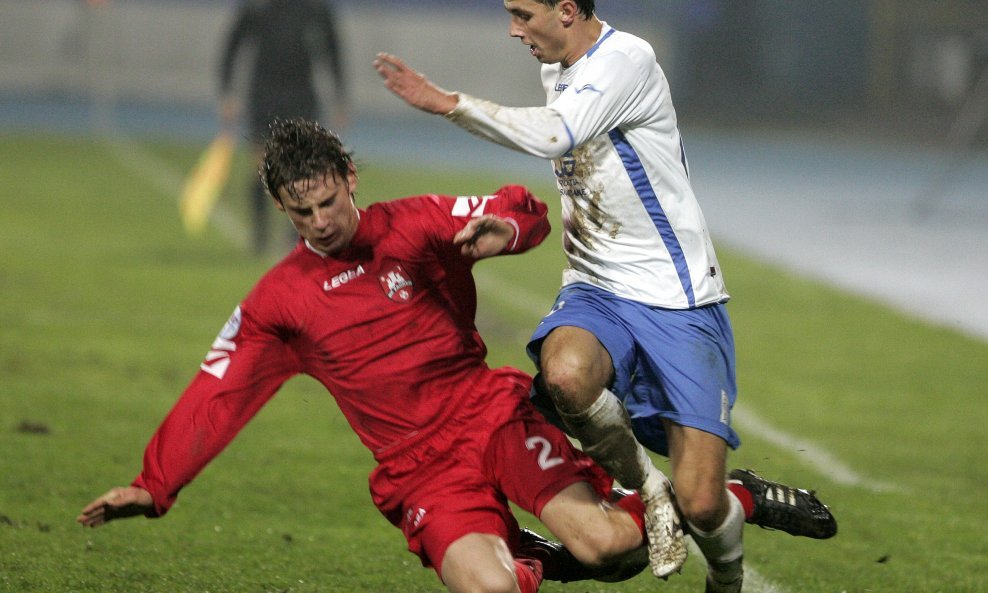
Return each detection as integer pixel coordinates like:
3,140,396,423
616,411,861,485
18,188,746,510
558,0,578,25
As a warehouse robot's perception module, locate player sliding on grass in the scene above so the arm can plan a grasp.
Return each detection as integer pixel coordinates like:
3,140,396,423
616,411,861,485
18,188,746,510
78,117,653,592
375,1,837,590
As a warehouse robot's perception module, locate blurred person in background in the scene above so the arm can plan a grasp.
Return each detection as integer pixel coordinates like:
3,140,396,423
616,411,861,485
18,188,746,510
375,1,837,591
219,0,350,256
78,118,655,593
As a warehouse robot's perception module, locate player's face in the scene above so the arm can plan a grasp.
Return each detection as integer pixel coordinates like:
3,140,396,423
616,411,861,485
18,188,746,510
504,0,568,65
274,167,360,255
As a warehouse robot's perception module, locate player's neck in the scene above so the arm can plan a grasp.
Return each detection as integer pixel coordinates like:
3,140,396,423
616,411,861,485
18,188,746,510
562,17,603,68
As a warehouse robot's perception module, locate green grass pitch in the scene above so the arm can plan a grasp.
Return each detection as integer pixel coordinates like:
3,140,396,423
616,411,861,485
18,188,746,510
0,133,985,592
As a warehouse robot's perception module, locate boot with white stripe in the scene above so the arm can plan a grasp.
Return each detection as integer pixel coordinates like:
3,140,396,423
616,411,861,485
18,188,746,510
729,468,838,539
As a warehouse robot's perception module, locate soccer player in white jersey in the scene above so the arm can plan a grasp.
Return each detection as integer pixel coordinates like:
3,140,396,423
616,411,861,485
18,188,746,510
375,1,836,591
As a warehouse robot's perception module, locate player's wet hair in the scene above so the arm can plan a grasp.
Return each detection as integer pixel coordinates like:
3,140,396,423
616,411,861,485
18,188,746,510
536,0,594,19
260,117,354,204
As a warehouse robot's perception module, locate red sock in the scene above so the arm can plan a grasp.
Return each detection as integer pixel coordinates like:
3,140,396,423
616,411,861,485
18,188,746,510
612,490,647,538
727,481,755,520
514,558,542,593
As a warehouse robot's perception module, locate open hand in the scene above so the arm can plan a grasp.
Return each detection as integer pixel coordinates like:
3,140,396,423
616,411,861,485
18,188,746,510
77,486,154,528
373,53,459,115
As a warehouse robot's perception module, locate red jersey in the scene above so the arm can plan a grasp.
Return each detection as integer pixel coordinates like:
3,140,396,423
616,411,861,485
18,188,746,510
134,185,550,516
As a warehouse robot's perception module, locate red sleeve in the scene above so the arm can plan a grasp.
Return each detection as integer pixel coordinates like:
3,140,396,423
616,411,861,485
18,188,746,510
131,301,300,517
485,184,551,254
424,184,550,255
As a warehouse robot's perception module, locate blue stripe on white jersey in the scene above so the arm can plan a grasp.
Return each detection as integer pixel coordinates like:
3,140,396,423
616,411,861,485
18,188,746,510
586,27,617,58
609,127,696,307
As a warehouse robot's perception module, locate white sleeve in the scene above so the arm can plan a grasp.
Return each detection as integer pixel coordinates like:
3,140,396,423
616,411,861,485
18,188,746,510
445,93,573,159
444,50,650,160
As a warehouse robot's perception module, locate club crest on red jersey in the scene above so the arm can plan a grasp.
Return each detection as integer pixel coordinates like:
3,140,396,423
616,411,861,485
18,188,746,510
379,264,414,303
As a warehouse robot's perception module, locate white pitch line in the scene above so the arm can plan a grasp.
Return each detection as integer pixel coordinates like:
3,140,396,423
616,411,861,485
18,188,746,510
744,564,790,593
731,406,898,493
687,540,789,593
100,135,249,250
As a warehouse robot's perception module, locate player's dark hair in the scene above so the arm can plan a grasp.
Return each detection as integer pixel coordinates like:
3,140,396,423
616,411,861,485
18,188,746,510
259,117,354,204
536,0,594,19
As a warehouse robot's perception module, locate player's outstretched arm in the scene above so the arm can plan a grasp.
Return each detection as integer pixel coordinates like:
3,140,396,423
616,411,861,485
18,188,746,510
373,53,459,115
77,486,154,528
454,215,516,259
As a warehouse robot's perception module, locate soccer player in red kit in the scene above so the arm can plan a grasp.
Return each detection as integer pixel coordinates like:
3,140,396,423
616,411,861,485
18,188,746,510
78,118,649,593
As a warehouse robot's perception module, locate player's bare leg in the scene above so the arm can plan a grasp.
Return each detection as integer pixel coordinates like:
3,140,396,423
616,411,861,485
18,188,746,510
533,481,648,582
539,327,687,579
664,421,744,593
441,533,542,593
517,488,650,583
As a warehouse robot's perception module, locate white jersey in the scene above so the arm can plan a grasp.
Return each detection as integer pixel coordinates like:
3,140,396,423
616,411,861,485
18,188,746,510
447,23,728,309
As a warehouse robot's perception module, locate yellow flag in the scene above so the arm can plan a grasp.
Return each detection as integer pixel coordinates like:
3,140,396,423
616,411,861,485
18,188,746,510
179,132,235,236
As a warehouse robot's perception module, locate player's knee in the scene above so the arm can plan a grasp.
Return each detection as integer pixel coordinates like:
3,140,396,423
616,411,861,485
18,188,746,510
482,569,526,593
442,535,523,593
476,571,520,593
564,526,634,567
445,565,518,593
540,356,605,414
678,490,728,532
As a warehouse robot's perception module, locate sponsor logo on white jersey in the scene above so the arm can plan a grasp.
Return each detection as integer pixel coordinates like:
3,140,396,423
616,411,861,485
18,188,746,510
379,264,414,303
323,265,365,291
574,83,602,95
201,306,241,379
451,195,495,218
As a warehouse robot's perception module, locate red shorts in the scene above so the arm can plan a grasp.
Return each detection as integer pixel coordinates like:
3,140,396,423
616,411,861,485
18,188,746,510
367,369,611,577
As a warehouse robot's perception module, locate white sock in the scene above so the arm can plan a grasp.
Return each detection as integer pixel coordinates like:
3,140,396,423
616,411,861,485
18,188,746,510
688,491,744,578
557,388,654,490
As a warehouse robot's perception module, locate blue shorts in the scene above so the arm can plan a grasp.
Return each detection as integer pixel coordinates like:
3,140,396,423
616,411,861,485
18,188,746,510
527,283,740,456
